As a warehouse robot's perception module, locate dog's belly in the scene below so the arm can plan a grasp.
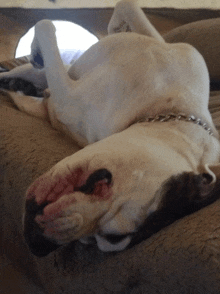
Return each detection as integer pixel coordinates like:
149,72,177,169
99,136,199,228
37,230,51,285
52,32,211,146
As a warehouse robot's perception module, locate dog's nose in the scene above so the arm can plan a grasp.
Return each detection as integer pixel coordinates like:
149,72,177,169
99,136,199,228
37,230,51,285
24,199,60,257
74,168,112,195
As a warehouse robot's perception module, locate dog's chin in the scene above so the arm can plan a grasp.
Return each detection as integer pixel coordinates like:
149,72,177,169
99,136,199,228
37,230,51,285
23,199,134,256
23,197,135,256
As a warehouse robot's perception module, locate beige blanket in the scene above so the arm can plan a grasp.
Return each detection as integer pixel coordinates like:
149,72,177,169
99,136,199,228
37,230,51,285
1,17,220,294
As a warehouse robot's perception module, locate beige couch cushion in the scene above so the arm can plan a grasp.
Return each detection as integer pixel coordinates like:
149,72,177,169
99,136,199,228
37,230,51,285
164,18,220,80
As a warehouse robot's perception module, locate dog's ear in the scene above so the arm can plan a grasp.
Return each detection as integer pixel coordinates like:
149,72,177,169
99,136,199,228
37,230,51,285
198,163,220,185
151,168,220,230
159,170,219,216
129,169,220,248
108,0,164,42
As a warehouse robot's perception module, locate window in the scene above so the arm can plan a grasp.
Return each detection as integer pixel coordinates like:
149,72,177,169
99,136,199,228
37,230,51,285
16,20,98,64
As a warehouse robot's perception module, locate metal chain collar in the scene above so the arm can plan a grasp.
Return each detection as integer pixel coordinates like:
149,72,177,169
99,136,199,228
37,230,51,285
137,113,214,136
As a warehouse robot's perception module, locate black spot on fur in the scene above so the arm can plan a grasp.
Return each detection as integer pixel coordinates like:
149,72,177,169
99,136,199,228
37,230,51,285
0,77,44,97
31,51,44,69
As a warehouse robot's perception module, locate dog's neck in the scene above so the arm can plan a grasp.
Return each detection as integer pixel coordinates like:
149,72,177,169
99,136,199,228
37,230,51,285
135,112,215,137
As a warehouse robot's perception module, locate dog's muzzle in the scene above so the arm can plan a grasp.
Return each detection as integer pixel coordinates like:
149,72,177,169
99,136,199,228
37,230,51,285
24,169,113,257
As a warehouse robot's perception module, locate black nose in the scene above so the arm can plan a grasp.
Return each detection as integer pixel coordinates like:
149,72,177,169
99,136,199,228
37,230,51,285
24,199,60,257
75,168,112,194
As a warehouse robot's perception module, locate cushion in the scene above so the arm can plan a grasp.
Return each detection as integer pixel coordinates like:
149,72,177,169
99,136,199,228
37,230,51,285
164,18,220,80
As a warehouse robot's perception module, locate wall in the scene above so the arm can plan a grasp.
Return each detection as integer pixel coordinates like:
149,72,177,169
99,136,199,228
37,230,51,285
0,0,220,9
1,1,220,61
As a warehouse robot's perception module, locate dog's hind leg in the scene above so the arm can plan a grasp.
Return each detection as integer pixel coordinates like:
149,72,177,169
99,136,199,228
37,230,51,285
30,20,75,111
30,20,91,146
108,0,164,42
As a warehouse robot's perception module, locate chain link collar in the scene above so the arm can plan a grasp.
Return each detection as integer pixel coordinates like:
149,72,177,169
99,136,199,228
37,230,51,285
137,113,214,136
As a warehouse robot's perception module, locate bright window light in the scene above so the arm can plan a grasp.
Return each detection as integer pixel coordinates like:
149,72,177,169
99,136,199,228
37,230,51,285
16,20,98,64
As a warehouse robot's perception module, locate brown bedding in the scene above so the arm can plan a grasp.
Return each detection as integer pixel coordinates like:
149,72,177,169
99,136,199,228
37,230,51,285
1,17,220,294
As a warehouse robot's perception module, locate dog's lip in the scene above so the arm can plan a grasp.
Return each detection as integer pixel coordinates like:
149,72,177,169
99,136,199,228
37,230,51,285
94,233,132,252
80,232,133,252
98,232,132,244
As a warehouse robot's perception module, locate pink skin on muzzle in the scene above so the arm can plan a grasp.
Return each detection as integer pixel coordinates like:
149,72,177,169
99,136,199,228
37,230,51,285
25,168,113,239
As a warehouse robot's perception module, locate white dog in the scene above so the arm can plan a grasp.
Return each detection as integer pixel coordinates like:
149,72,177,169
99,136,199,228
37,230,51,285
1,0,220,257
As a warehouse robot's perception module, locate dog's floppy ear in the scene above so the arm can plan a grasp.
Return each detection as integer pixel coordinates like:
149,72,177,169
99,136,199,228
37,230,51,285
108,0,164,42
129,168,220,248
158,169,219,216
199,163,220,185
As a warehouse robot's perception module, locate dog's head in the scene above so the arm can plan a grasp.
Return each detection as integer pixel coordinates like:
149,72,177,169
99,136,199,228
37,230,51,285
23,128,220,257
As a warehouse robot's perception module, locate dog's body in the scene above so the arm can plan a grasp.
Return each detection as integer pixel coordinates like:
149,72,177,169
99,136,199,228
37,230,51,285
1,0,220,256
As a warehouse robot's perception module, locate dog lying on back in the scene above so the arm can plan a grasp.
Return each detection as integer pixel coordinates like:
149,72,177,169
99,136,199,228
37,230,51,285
1,0,220,256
